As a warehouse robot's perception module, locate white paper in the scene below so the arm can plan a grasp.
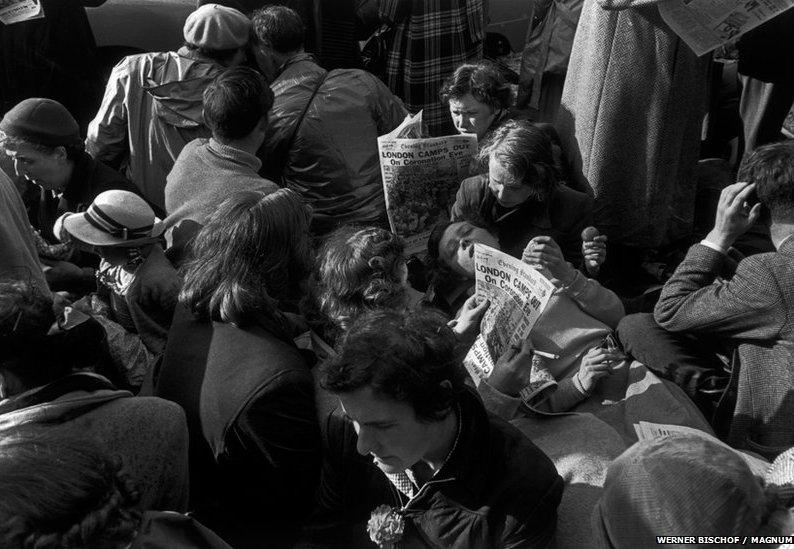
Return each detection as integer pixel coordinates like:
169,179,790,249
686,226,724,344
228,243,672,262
0,0,43,25
463,244,556,382
660,0,794,56
377,112,478,256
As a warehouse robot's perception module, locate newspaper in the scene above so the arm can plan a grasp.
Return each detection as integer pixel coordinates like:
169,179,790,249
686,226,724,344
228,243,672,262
660,0,794,57
0,0,43,25
463,244,556,383
377,112,478,256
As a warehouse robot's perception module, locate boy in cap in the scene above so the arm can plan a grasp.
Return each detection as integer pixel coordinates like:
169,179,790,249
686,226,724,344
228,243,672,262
87,3,251,213
0,98,138,291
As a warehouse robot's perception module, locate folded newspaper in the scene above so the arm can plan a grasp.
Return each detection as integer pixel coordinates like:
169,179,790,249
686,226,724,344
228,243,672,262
463,244,556,385
377,112,478,256
0,0,43,25
660,0,794,57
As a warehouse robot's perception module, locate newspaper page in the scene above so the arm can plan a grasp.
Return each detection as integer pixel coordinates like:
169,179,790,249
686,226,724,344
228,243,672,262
660,0,794,57
463,244,556,383
378,112,478,256
0,0,43,25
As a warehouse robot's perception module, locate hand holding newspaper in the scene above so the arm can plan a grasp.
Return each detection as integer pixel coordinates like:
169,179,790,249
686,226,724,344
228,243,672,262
377,112,478,256
660,0,794,56
463,244,556,383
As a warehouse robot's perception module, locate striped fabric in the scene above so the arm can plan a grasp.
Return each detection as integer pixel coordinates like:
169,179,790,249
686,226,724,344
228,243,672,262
380,0,485,136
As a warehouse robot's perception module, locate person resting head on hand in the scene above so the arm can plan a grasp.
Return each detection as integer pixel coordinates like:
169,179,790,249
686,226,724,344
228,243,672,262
426,219,625,415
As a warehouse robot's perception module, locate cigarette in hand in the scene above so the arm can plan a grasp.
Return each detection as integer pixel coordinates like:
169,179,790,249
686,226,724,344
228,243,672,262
533,349,560,360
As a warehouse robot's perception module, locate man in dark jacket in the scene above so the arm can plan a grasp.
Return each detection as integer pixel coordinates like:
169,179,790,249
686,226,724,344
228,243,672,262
300,308,563,548
252,5,407,235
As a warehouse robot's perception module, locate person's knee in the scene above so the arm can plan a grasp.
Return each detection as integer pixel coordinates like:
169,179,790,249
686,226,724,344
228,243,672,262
616,313,658,355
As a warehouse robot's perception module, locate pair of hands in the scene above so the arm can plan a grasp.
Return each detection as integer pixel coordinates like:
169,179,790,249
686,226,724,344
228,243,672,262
706,182,762,251
488,340,624,397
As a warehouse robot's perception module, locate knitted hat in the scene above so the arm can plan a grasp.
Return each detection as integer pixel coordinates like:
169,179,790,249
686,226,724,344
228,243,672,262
183,3,250,50
60,190,164,248
0,98,82,149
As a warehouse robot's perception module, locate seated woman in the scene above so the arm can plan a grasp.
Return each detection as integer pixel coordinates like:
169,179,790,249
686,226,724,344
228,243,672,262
156,189,321,548
427,218,623,414
439,62,512,143
450,119,595,269
594,434,793,547
56,189,179,389
0,430,230,549
306,226,421,350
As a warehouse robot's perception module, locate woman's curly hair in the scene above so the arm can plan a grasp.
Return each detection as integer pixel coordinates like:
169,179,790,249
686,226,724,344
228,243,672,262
0,430,141,549
307,226,409,344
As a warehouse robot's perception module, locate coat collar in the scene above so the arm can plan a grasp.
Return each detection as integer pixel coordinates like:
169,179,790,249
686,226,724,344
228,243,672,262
480,175,554,229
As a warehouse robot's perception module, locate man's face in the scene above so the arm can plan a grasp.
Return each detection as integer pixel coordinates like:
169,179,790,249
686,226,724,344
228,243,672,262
339,386,438,474
488,157,535,209
437,221,499,279
5,144,69,191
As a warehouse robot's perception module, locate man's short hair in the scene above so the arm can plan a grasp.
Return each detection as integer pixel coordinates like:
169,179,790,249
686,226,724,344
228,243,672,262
202,66,274,141
320,308,467,422
252,5,305,53
738,141,794,222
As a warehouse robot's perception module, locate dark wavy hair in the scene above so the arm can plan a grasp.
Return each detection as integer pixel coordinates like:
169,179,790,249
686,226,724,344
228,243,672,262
308,226,408,344
477,119,559,201
739,141,794,222
252,5,305,53
320,308,466,422
0,430,141,549
439,62,513,112
180,189,312,331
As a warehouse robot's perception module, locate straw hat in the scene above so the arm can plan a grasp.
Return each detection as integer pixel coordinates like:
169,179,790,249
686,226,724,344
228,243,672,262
60,190,164,248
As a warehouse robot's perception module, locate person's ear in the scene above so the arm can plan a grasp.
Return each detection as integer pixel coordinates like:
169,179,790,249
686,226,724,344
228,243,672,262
437,379,454,413
53,146,68,162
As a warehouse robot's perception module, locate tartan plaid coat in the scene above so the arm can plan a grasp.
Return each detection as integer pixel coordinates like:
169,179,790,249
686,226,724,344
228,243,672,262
654,241,794,459
379,0,486,136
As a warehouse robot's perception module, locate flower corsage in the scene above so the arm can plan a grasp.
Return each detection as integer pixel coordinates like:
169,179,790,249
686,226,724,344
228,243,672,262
367,504,405,548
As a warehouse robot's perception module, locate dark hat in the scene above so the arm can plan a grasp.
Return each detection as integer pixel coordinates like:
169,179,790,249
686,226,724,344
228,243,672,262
183,3,250,50
0,98,82,148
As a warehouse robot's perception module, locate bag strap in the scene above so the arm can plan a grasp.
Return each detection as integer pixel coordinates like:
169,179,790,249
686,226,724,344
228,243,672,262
276,71,329,182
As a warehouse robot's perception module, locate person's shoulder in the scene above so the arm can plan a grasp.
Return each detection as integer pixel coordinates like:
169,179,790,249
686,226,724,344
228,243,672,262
554,183,593,209
460,174,488,193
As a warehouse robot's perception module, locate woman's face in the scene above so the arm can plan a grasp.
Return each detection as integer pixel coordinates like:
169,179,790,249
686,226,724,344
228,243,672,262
488,157,535,209
448,93,498,141
437,221,500,279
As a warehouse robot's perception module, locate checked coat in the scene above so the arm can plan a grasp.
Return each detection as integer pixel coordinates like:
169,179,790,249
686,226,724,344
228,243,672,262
654,240,794,459
379,0,486,136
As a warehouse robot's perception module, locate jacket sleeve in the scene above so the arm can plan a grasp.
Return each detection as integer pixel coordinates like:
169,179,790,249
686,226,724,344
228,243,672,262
232,368,323,519
558,268,625,329
654,244,786,340
86,58,131,170
597,0,665,9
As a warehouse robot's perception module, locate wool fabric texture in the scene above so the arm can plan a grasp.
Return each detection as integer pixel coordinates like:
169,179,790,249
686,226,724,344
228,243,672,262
183,3,250,50
0,98,82,148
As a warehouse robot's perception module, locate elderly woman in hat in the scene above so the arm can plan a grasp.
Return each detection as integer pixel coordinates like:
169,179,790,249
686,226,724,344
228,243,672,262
57,190,179,388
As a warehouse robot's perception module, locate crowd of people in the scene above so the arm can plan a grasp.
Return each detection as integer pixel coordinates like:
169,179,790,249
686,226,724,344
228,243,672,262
1,1,794,548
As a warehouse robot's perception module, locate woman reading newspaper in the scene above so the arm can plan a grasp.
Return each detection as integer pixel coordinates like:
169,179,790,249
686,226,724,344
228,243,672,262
425,219,714,546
